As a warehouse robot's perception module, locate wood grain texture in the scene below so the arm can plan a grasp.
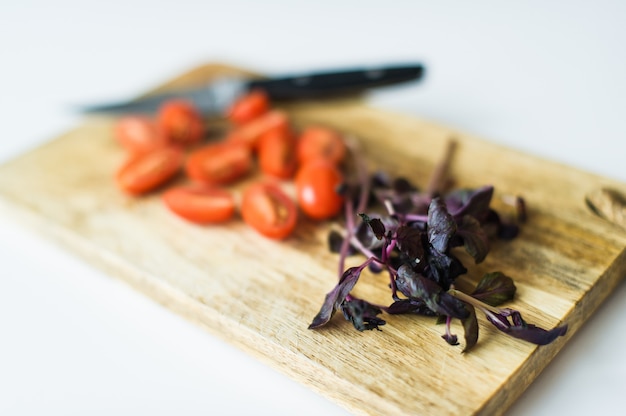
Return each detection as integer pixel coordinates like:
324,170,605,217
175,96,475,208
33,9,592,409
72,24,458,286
0,63,625,415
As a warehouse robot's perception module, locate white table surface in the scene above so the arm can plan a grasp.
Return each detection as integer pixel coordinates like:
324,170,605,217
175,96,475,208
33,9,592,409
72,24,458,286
1,1,625,414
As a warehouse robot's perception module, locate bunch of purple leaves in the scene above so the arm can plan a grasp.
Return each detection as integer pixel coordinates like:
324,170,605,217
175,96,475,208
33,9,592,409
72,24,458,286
308,141,567,352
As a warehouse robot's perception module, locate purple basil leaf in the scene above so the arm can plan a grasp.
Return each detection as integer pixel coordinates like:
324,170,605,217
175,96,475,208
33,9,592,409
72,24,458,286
371,174,425,215
341,298,386,331
483,209,520,240
425,250,467,290
355,216,398,250
442,332,459,346
461,303,479,353
432,291,470,320
447,185,494,222
471,271,516,306
371,170,392,188
308,266,364,329
481,209,501,238
498,223,520,240
455,215,489,263
385,298,437,316
443,189,471,214
359,213,386,240
396,264,469,319
327,230,358,255
393,177,419,193
427,197,456,253
355,221,384,250
485,309,568,345
373,188,410,214
408,193,433,216
395,225,425,263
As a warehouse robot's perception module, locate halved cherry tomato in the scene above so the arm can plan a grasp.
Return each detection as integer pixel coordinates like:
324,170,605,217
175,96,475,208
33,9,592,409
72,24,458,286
186,141,252,185
296,125,346,165
225,110,289,150
227,90,270,125
257,128,297,179
241,182,298,239
157,100,205,146
162,185,235,224
295,159,344,220
114,115,166,154
116,146,183,195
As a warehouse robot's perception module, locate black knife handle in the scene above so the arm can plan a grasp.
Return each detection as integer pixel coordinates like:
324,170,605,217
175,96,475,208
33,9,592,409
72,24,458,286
246,64,424,100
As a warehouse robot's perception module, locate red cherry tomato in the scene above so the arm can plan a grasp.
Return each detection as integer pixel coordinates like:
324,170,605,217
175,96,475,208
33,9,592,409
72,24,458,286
185,141,252,185
225,110,289,150
296,126,346,165
227,90,270,125
295,159,344,220
116,146,183,195
162,185,235,224
157,100,205,146
241,182,298,239
114,115,166,154
257,128,297,179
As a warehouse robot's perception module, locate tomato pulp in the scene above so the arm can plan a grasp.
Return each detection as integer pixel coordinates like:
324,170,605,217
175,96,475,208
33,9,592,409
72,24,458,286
162,185,235,224
116,146,183,195
241,182,298,239
186,141,253,185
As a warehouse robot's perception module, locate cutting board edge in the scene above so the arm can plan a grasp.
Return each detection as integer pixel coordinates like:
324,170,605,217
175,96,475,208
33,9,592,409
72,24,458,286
478,243,626,415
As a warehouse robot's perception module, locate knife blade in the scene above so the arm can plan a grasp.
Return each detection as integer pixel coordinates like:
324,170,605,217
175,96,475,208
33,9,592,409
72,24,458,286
79,63,425,115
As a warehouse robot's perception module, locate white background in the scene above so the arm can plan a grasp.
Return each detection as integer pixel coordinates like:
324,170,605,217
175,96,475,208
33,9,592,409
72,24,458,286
1,1,625,414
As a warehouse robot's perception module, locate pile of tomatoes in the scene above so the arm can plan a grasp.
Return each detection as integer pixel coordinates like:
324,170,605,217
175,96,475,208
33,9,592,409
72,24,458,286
114,90,348,240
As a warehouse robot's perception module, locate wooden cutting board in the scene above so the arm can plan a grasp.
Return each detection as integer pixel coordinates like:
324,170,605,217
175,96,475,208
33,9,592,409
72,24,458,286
1,63,625,415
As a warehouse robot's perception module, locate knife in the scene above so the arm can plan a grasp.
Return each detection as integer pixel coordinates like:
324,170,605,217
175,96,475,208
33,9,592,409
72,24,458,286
79,63,425,115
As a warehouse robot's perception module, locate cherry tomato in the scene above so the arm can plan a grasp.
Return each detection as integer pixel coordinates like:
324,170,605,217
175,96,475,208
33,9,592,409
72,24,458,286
114,115,166,154
241,182,298,239
186,141,252,185
157,100,205,146
227,90,270,125
295,159,344,220
225,110,289,150
296,125,346,165
257,128,297,179
162,185,235,224
116,146,183,195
